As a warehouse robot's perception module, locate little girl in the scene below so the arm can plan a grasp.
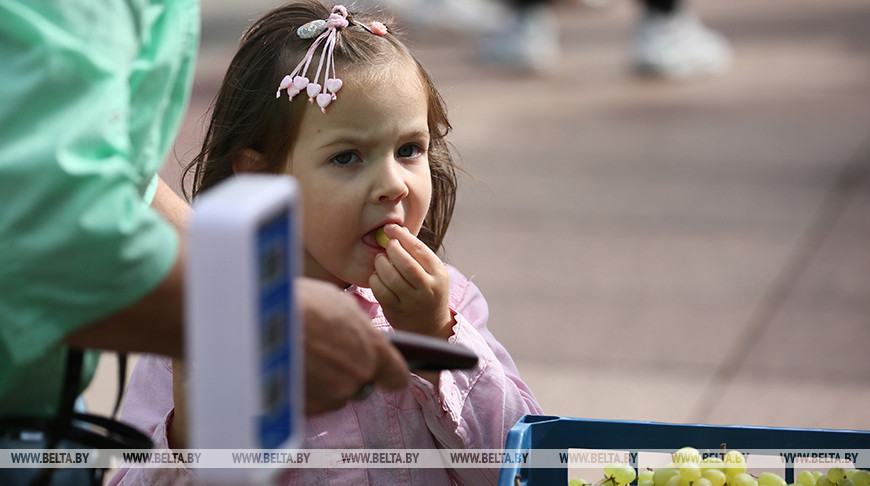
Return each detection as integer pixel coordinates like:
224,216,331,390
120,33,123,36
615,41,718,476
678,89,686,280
110,1,541,485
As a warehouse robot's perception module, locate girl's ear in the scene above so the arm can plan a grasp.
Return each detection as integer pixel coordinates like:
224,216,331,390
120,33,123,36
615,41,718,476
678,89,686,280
232,148,268,174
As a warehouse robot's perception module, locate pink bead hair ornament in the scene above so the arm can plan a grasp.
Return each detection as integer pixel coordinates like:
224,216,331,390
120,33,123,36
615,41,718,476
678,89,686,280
359,20,388,36
276,5,388,113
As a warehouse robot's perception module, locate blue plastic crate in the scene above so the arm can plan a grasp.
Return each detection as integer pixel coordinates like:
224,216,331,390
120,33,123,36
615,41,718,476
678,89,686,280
499,415,870,486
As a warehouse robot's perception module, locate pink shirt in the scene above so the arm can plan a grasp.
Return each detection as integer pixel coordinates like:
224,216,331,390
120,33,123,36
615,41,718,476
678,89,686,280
109,265,541,485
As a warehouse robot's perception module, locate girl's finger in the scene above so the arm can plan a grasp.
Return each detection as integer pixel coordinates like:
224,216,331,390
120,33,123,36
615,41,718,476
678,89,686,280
383,237,429,290
373,251,415,296
369,269,399,306
384,224,443,277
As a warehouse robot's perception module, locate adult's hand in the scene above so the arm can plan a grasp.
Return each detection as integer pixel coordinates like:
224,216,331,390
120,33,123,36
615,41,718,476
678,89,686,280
168,279,410,448
299,278,409,415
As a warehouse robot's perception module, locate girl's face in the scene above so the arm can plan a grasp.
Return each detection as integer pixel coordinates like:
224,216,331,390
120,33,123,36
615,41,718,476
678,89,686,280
288,61,432,288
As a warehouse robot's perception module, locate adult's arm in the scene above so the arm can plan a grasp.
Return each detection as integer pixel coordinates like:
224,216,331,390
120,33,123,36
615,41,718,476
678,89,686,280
0,1,199,372
65,177,187,357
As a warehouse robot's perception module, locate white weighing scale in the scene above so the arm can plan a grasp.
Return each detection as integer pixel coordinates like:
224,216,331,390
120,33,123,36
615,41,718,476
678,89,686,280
185,175,301,485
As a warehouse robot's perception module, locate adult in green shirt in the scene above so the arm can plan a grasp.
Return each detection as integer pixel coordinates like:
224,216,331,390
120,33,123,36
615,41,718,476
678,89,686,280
0,0,407,420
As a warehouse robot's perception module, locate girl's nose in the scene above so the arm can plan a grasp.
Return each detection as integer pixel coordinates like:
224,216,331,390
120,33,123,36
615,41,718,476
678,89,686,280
373,158,409,203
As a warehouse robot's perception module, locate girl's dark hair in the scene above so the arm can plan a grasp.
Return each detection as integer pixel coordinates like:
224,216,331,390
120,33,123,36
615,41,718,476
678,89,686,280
183,0,458,254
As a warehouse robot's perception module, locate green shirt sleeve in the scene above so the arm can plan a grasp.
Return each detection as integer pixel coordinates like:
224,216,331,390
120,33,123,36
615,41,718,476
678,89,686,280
0,0,199,417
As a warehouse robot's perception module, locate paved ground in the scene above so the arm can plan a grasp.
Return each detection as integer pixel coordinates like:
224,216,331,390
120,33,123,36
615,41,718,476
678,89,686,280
85,0,870,434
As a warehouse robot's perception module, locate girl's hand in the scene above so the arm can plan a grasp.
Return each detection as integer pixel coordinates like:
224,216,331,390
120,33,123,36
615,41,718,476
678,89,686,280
369,224,454,339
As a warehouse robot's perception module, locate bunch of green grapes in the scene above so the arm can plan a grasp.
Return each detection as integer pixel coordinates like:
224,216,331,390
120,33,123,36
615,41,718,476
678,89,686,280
797,468,870,486
640,447,748,486
567,447,869,486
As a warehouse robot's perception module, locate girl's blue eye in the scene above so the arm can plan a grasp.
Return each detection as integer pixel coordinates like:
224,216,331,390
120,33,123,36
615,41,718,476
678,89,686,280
397,144,423,159
331,152,359,165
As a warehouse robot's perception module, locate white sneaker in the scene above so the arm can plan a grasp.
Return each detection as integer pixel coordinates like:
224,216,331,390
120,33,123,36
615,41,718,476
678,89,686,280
478,5,561,73
632,10,732,79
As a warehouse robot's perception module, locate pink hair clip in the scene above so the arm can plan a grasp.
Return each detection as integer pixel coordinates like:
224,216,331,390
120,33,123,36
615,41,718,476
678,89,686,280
276,6,389,112
276,5,349,112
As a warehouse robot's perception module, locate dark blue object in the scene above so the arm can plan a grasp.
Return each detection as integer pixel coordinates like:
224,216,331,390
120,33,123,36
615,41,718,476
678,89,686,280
499,415,870,486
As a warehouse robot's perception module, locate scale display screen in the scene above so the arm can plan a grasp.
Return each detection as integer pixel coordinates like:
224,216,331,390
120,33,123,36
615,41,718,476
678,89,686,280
256,209,294,449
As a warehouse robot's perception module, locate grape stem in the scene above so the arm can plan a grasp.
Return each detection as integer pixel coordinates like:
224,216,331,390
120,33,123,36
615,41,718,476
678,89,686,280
596,476,617,486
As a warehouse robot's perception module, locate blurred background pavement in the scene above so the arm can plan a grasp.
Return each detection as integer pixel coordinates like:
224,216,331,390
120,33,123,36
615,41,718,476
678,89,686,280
85,0,870,432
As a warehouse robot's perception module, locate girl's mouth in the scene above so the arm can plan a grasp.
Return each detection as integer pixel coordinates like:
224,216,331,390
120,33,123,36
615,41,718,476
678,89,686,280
362,226,386,249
